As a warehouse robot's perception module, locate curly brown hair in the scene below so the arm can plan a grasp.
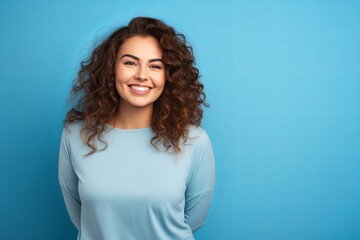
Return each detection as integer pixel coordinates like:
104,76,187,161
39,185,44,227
64,16,208,156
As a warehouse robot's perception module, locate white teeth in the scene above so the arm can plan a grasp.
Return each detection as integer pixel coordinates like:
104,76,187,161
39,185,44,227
130,85,149,91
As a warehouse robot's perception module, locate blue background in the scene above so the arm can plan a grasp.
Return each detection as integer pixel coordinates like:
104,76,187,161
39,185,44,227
1,0,359,239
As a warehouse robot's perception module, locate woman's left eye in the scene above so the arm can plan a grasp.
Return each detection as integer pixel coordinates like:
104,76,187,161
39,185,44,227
150,65,162,69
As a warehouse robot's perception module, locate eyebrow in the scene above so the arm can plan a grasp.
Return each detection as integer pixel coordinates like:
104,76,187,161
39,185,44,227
120,54,163,63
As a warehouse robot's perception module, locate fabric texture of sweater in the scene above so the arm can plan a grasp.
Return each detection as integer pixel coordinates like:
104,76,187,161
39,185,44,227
58,121,215,240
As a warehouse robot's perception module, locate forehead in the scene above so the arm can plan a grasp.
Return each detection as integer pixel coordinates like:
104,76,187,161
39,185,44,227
118,36,163,58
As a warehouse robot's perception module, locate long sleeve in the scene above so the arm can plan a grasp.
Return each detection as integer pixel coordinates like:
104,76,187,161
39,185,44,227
58,128,81,230
184,129,215,232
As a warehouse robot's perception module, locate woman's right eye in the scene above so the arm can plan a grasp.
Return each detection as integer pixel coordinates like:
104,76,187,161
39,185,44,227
124,61,136,66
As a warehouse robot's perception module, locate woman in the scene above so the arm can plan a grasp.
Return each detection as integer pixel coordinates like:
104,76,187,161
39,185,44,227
58,16,215,240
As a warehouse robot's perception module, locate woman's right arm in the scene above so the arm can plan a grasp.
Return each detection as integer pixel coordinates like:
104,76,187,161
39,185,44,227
58,128,81,230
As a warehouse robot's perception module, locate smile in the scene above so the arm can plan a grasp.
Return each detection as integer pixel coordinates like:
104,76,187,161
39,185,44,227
128,85,151,95
130,85,150,91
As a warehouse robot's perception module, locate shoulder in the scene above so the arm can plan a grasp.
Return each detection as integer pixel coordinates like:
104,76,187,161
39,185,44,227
61,120,86,146
185,124,212,148
187,124,205,137
63,120,85,136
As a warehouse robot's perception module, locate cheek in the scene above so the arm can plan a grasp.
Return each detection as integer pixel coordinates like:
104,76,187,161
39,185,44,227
115,66,133,83
114,72,130,95
154,73,166,89
114,78,127,92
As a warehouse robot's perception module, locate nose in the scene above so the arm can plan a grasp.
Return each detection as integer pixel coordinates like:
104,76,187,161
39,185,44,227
134,66,148,81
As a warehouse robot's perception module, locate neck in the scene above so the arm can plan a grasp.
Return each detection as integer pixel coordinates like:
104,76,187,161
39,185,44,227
111,103,153,129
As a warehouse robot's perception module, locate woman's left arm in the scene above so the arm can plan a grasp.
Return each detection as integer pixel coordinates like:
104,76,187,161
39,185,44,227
184,129,216,232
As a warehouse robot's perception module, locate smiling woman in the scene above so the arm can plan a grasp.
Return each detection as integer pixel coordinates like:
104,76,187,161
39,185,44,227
58,16,215,240
114,36,166,119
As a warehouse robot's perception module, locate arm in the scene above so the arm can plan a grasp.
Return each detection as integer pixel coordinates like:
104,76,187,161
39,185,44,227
58,128,81,230
185,129,216,232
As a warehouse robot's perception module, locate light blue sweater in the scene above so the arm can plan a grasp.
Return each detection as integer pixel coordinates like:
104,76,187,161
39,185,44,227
58,121,215,240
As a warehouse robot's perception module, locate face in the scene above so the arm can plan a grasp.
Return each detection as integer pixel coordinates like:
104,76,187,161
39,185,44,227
114,35,166,111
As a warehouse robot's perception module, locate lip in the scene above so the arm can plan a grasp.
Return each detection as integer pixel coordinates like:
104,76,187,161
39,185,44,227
128,84,152,95
128,84,152,88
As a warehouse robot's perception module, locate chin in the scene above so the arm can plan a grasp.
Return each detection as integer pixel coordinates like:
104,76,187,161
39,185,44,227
129,102,154,108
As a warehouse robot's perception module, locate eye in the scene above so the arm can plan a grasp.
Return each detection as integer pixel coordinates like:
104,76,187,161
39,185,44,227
150,65,162,70
124,61,136,66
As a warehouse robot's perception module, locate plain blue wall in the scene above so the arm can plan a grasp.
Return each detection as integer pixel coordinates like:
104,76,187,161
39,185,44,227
1,0,359,239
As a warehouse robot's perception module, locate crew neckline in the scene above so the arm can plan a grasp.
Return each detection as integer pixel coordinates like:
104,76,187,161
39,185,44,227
105,124,152,133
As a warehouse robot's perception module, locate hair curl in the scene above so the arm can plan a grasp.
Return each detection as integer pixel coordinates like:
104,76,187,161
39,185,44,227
64,16,208,156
